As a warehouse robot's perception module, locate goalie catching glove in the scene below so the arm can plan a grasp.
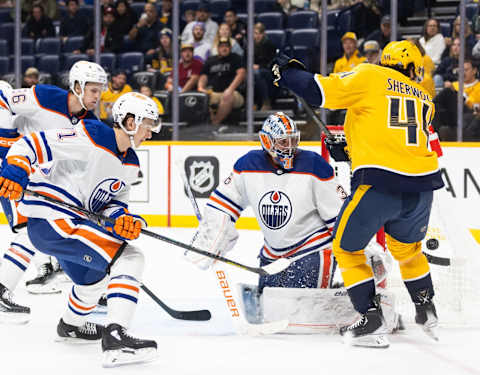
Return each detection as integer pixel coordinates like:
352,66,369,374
185,206,239,270
0,155,31,201
271,52,307,87
105,208,147,241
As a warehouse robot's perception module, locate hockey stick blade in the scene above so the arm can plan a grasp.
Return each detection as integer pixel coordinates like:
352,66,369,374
23,189,288,276
140,284,211,321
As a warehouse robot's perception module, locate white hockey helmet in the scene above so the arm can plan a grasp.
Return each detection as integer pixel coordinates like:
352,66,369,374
69,61,108,110
112,92,161,145
259,112,300,170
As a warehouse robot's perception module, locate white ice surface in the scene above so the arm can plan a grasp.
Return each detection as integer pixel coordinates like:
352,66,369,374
1,227,479,375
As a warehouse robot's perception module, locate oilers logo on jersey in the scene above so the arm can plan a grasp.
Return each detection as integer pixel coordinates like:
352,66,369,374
258,191,292,230
89,178,126,212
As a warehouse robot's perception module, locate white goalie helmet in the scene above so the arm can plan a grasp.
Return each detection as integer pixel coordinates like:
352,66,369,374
69,61,107,110
112,92,161,137
259,112,300,170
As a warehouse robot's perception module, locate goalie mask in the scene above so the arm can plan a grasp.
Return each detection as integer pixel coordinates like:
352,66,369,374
112,92,161,148
259,112,300,170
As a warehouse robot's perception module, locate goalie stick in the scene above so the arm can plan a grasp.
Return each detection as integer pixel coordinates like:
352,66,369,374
177,161,289,335
22,189,290,276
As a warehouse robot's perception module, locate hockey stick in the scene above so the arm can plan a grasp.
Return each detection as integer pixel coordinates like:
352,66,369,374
177,162,289,334
22,189,290,276
291,92,334,140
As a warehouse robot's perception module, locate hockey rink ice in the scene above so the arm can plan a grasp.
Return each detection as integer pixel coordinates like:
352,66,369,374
1,226,479,375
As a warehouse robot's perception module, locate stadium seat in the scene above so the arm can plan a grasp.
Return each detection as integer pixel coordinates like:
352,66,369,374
0,40,8,56
38,72,53,85
122,35,135,52
327,26,342,62
37,55,61,75
335,8,352,36
181,0,200,13
131,3,145,19
236,13,248,26
289,29,319,48
10,55,36,74
21,38,35,55
118,52,144,73
439,22,451,38
78,5,93,20
0,23,14,44
285,45,312,70
465,3,479,21
62,36,84,53
265,30,286,51
327,10,339,26
210,0,231,23
286,10,318,30
63,53,89,71
179,92,209,124
36,37,62,55
257,12,284,30
100,53,116,73
0,8,12,23
132,71,157,90
56,71,70,89
255,0,276,13
0,57,8,76
0,73,15,86
231,0,247,13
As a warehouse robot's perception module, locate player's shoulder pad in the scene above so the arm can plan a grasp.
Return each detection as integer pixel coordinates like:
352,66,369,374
124,148,140,167
233,150,271,172
293,149,334,180
33,84,68,111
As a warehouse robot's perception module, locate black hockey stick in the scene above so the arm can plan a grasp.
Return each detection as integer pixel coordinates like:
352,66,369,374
23,189,290,276
140,284,211,321
291,92,334,140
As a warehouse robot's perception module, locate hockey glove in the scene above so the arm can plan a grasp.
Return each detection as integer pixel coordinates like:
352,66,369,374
0,156,31,200
325,138,350,162
271,52,307,87
105,208,147,241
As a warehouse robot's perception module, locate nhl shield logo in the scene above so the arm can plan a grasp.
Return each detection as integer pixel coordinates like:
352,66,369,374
185,156,219,198
258,191,292,230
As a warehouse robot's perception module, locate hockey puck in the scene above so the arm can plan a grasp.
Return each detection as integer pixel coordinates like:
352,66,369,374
426,238,439,250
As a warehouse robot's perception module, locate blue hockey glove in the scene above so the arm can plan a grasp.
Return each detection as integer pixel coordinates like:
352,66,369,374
325,138,350,162
105,208,147,241
271,52,307,86
0,156,31,200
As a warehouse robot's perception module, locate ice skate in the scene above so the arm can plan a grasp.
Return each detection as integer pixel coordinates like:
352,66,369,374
26,261,63,294
340,297,389,348
0,282,30,324
415,294,439,341
56,318,104,344
94,294,107,314
102,323,157,367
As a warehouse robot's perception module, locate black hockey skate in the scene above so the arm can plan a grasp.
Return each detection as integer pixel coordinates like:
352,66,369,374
0,282,30,324
102,323,157,367
414,290,438,341
340,296,389,348
56,318,104,343
26,261,62,294
94,294,108,314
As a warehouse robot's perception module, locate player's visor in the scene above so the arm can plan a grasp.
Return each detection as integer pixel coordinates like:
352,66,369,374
140,117,162,133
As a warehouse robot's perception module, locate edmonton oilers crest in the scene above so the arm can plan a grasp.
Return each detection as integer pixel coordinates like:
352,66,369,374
89,178,126,212
258,191,292,230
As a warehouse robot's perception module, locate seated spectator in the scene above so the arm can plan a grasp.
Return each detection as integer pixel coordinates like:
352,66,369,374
22,67,39,88
327,0,355,10
419,18,445,67
139,85,164,115
211,23,243,57
446,16,475,53
18,0,58,22
60,0,89,41
253,22,276,111
363,40,380,64
181,2,218,45
158,0,172,29
333,32,366,73
183,9,195,27
77,6,123,56
151,28,173,74
434,37,460,88
128,3,162,65
99,70,132,123
362,15,390,51
191,22,212,63
114,0,137,38
197,38,246,125
433,60,480,141
224,8,246,49
23,4,55,39
165,43,204,93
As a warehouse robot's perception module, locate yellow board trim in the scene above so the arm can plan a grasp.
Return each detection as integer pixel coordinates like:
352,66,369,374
469,229,480,245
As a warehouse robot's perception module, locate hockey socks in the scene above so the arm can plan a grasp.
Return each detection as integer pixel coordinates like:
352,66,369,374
400,252,435,303
341,264,376,314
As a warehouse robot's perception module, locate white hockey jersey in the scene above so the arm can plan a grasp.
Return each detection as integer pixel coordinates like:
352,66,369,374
208,149,344,260
6,119,139,220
